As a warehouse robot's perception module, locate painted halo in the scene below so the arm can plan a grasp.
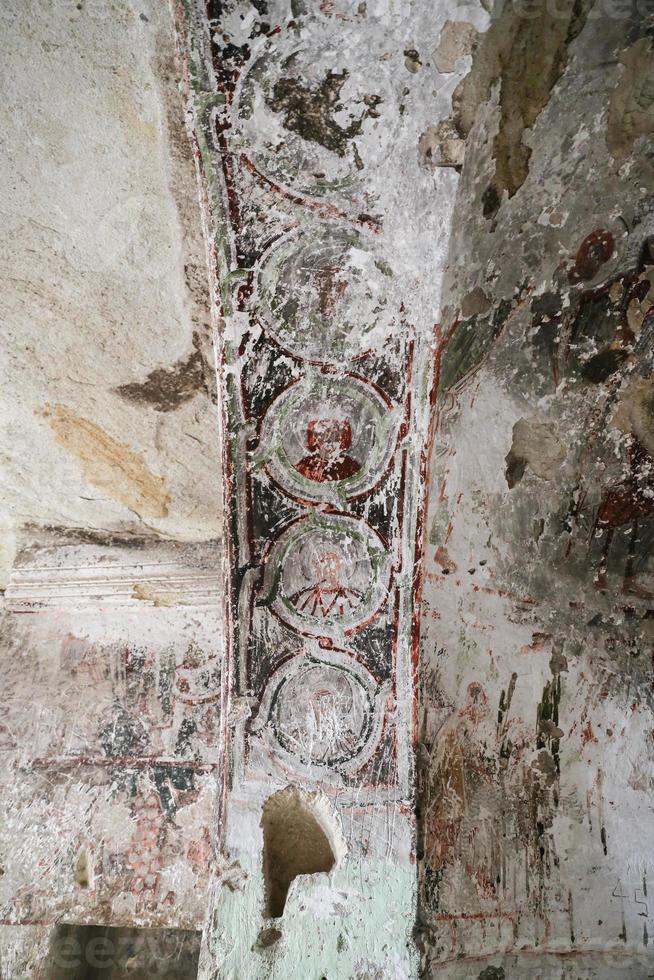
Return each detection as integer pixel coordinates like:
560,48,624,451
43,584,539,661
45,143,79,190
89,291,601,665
250,647,390,771
254,227,396,365
257,373,399,504
231,33,401,201
261,513,391,640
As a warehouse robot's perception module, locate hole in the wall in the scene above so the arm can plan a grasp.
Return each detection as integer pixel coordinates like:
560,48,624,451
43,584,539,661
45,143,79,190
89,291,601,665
45,925,201,979
254,926,282,950
74,850,91,889
261,785,343,919
481,183,501,219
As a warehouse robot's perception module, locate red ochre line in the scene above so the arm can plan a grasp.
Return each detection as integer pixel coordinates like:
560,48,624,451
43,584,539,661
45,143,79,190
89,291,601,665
240,154,383,234
428,944,650,967
410,322,456,748
25,757,218,772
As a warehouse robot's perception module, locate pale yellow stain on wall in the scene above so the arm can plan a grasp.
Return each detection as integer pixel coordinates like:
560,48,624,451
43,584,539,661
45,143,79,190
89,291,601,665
42,403,170,518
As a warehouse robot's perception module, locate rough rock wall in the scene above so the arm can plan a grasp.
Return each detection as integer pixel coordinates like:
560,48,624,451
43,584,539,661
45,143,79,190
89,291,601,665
0,0,222,586
0,1,224,975
419,1,654,977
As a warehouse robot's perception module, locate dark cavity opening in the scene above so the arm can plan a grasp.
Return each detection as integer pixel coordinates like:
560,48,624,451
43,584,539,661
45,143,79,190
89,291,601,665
262,786,336,918
45,924,201,979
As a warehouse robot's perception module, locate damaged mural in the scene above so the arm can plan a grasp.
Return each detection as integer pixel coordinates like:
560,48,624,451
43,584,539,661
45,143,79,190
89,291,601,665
1,0,654,977
176,0,463,973
417,1,654,977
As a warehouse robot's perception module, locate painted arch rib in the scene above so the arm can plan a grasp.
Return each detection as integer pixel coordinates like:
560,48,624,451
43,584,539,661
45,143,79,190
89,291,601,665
175,0,465,974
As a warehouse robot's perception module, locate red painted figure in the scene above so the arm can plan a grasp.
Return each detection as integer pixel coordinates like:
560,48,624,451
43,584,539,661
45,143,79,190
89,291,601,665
295,418,361,482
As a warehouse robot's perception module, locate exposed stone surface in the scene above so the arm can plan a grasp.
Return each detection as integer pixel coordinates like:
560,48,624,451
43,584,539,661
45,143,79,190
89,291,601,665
432,21,479,74
419,120,466,171
437,0,592,204
607,37,654,164
505,417,567,487
418,0,654,974
0,0,222,586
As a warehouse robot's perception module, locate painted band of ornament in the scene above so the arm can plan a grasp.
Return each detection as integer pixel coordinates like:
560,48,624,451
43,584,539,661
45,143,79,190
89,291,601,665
219,19,411,782
259,513,392,641
249,644,390,772
255,372,400,504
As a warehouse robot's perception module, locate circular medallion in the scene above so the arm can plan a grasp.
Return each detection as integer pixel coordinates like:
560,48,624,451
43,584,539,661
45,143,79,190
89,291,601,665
232,34,401,201
255,228,396,364
262,514,391,639
273,661,371,765
249,646,391,773
258,374,398,503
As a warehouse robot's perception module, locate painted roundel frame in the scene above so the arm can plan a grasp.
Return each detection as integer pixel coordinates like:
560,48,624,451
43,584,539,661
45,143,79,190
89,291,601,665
255,371,400,505
259,512,392,642
249,644,391,775
251,226,397,367
229,30,402,204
